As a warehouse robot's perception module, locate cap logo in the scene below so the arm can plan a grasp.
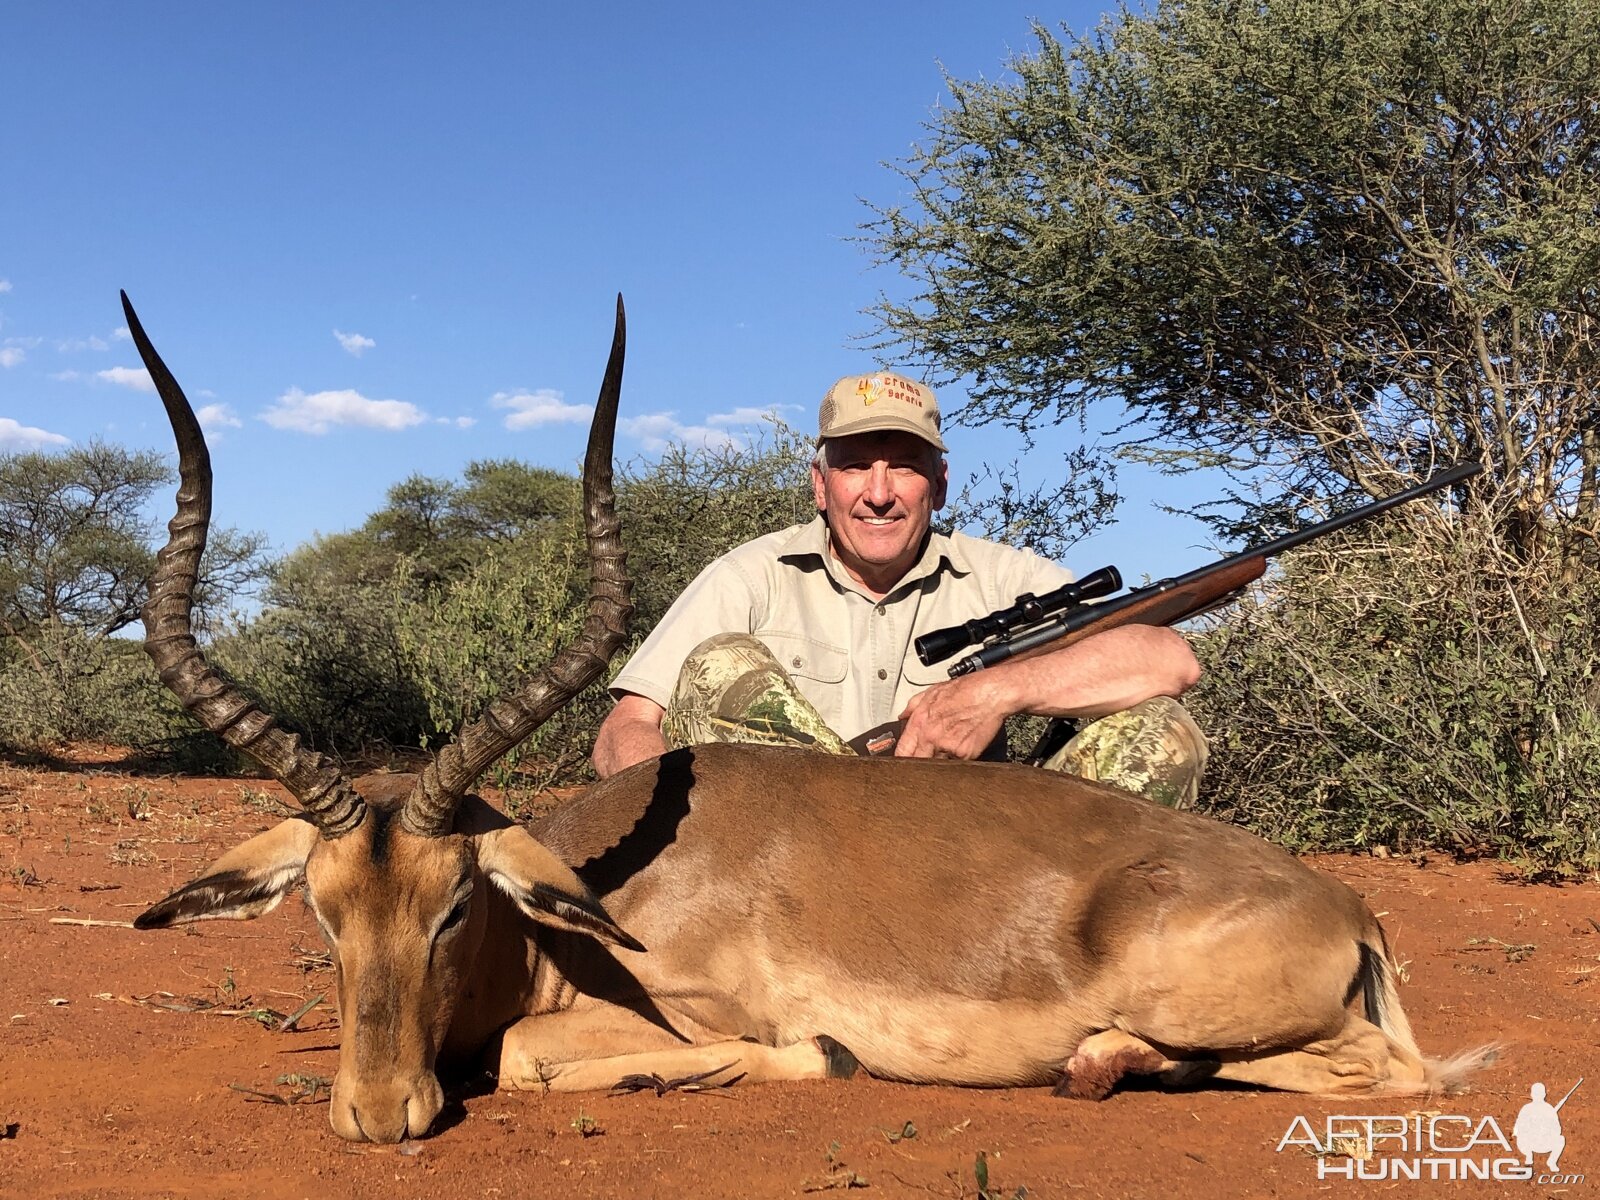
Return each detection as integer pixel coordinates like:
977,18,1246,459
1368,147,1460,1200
858,373,925,411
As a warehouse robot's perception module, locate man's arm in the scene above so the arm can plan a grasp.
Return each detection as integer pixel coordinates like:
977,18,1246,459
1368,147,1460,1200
592,542,776,779
593,693,670,779
894,624,1200,760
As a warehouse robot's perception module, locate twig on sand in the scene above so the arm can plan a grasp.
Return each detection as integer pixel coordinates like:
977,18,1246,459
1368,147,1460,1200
279,993,325,1033
228,1074,331,1106
49,917,133,928
112,991,288,1024
228,1083,291,1105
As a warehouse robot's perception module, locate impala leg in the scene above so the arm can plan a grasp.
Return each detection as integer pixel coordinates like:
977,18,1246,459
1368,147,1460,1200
1205,1014,1428,1094
498,1006,859,1094
1056,1015,1429,1100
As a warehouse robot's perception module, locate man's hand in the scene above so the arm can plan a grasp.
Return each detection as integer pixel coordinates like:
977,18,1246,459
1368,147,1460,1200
892,625,1201,761
894,673,1008,759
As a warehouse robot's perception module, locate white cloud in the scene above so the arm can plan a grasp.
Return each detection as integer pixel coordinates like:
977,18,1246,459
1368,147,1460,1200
434,415,476,428
491,388,592,431
196,403,243,432
0,280,11,293
617,405,792,453
50,370,83,382
260,387,426,434
0,348,24,369
0,417,69,450
97,365,155,392
708,405,797,427
57,335,109,353
112,326,130,341
621,412,741,453
334,329,376,357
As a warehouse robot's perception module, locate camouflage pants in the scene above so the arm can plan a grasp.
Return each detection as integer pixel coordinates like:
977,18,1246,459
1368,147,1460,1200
663,633,1207,808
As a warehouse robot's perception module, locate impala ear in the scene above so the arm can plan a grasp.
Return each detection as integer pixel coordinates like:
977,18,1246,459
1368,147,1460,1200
476,826,645,953
134,817,320,929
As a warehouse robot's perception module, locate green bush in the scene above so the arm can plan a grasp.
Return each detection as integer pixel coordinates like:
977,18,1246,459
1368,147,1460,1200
1188,517,1600,876
210,557,431,755
390,531,614,789
0,621,183,749
617,427,816,631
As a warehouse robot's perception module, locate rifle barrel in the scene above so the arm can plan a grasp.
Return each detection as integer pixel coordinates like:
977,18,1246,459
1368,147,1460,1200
1226,461,1482,564
1554,1078,1583,1112
948,460,1481,677
1125,460,1483,605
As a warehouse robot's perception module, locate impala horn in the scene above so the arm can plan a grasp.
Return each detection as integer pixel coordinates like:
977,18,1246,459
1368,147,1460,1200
125,291,368,838
398,296,632,838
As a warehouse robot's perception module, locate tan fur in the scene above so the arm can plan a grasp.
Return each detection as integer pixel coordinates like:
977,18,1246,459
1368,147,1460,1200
142,747,1484,1142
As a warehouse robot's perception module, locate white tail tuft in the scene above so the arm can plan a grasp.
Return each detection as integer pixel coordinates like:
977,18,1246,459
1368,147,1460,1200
1421,1043,1501,1096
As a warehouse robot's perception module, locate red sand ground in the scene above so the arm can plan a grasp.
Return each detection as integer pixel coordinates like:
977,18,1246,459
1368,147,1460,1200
1,748,1595,1200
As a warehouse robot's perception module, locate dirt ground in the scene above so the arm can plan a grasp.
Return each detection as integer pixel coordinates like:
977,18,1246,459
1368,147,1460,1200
0,748,1595,1200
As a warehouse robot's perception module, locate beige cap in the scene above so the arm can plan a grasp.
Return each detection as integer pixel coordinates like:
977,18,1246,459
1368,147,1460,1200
818,371,947,452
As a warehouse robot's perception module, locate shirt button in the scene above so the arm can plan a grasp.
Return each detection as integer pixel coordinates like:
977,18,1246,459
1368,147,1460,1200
875,604,886,615
877,668,887,680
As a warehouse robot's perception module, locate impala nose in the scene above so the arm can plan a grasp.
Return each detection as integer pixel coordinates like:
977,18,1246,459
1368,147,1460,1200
331,1074,444,1143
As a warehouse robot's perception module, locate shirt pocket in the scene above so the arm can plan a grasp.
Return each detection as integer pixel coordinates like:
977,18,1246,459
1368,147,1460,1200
756,631,849,683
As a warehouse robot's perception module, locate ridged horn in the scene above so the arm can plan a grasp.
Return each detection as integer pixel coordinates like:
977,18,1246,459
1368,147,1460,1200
399,296,632,838
124,291,368,839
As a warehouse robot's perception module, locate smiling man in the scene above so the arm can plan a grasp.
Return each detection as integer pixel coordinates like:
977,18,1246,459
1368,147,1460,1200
593,372,1207,805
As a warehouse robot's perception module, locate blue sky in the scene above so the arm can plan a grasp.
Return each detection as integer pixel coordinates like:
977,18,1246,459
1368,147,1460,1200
1,3,1221,581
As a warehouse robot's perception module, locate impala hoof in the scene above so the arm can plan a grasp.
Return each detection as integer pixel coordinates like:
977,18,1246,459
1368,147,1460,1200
815,1035,861,1080
1159,1059,1220,1089
1051,1063,1115,1100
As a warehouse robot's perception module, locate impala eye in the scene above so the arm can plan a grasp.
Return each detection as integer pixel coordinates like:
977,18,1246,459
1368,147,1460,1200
437,897,470,937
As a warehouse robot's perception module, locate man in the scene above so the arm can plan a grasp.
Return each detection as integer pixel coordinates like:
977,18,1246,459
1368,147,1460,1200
594,371,1205,804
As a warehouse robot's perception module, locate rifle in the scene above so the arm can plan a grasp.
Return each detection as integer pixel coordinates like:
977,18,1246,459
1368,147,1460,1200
1553,1078,1583,1113
845,460,1482,758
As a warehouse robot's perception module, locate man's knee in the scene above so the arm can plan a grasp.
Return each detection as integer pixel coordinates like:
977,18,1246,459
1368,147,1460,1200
1042,696,1208,808
664,634,849,754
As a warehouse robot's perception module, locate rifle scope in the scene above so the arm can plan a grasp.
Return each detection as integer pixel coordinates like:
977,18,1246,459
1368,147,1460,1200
914,564,1123,666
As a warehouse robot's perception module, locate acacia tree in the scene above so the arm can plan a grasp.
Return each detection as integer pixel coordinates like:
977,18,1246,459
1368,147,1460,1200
0,442,267,641
0,443,170,642
0,442,267,747
866,0,1600,562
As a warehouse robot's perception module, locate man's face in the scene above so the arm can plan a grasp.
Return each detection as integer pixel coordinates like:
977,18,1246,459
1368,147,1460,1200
811,430,948,592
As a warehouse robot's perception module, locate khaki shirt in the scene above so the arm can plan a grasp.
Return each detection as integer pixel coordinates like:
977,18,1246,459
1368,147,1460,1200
611,517,1074,740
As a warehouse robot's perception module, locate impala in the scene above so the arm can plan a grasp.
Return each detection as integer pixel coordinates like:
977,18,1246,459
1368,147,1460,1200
125,293,1487,1144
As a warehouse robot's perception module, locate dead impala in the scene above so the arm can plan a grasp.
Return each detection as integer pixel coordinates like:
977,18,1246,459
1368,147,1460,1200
124,292,1487,1144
